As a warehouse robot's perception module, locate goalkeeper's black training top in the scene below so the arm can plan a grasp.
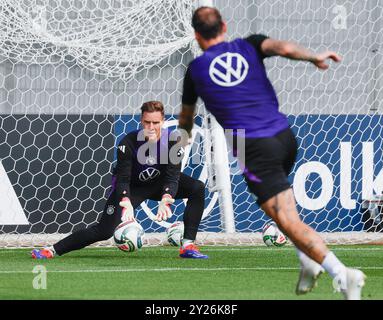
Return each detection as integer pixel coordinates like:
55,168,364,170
112,129,184,200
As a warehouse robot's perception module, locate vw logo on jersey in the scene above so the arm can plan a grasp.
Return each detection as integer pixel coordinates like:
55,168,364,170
139,167,160,182
209,52,249,87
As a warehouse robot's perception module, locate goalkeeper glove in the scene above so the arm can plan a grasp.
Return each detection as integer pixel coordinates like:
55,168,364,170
119,197,135,222
155,194,175,222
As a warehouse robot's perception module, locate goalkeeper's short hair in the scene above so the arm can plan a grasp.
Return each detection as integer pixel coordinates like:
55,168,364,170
141,101,164,117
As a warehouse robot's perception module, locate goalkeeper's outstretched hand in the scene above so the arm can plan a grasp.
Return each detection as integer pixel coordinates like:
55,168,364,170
155,194,175,222
119,197,135,222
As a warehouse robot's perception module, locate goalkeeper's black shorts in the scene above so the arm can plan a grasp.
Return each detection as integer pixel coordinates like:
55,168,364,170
235,127,298,205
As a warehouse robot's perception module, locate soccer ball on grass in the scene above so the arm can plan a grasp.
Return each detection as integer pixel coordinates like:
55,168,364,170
166,221,184,247
262,222,287,247
114,220,145,252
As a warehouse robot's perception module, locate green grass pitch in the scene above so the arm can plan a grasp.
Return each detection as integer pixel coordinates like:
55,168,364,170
1,245,382,300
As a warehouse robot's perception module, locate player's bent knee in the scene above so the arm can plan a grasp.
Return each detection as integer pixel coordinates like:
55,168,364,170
92,226,115,242
97,232,114,242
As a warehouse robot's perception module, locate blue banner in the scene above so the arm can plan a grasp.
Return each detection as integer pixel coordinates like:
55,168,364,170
114,115,383,233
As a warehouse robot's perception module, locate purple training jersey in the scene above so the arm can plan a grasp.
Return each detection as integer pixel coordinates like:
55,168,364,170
182,34,289,138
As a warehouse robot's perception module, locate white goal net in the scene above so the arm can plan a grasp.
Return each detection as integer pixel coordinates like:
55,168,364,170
1,0,383,248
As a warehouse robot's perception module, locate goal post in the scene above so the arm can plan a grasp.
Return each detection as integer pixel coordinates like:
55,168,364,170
197,0,236,234
1,0,383,248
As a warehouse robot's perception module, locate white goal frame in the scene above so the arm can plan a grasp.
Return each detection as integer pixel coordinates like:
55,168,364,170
0,0,383,247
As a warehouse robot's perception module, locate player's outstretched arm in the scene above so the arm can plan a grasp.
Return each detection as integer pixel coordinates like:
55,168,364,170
178,103,196,140
260,38,341,69
180,65,198,141
114,136,135,222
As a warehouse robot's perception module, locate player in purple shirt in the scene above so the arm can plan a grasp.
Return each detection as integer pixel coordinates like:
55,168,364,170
179,6,365,299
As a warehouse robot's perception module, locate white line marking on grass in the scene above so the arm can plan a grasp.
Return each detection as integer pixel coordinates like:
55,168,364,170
86,247,383,253
0,247,382,254
0,267,296,274
192,247,383,252
1,266,383,274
